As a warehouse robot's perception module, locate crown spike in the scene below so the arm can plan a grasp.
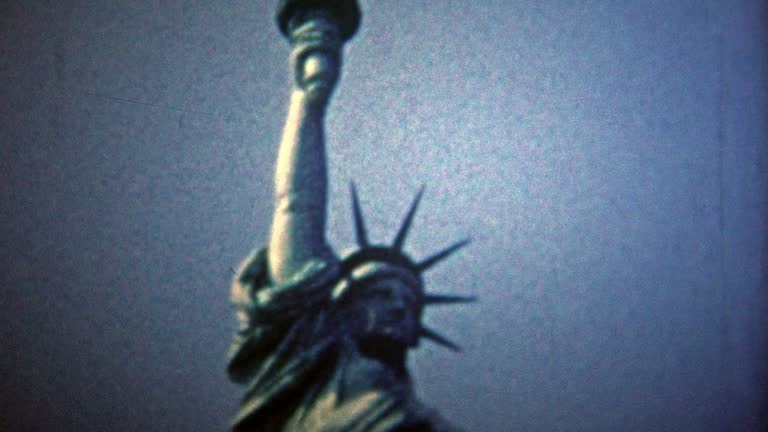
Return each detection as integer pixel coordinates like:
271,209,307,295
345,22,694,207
350,182,369,248
424,294,477,306
392,186,425,251
416,238,471,272
420,326,461,351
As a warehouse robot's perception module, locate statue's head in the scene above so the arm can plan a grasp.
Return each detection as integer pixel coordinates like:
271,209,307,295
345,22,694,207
337,262,424,348
332,184,475,353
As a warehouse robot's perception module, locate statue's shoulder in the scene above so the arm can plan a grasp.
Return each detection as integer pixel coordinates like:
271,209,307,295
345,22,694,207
231,247,341,321
227,248,341,385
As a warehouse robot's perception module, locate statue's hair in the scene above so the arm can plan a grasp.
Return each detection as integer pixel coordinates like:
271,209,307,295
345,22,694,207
230,184,474,352
332,183,475,351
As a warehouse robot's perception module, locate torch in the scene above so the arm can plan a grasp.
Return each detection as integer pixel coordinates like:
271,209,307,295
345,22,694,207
276,0,360,102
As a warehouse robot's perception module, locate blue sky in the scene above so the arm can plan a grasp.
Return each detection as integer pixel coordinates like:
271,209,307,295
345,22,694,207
1,1,765,430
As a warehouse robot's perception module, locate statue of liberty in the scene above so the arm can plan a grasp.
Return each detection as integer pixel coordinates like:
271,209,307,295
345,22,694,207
227,1,473,430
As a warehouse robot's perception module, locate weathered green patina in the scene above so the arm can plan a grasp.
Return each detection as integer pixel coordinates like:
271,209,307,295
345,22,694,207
227,2,472,430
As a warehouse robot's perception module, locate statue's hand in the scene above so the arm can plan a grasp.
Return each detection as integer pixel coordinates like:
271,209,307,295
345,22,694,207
288,13,342,106
294,49,340,105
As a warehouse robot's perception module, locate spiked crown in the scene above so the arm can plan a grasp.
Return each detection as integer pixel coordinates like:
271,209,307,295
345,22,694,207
333,182,474,351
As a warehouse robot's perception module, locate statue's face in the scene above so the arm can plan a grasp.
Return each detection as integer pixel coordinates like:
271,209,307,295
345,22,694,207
350,277,421,347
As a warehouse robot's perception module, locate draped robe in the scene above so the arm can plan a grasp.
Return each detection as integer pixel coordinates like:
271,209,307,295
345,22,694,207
227,249,459,432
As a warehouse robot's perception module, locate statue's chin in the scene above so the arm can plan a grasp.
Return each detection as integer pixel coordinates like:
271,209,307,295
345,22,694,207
360,330,414,352
358,335,409,369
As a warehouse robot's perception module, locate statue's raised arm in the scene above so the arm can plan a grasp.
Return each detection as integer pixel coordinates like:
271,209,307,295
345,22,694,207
269,1,359,283
227,2,475,431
